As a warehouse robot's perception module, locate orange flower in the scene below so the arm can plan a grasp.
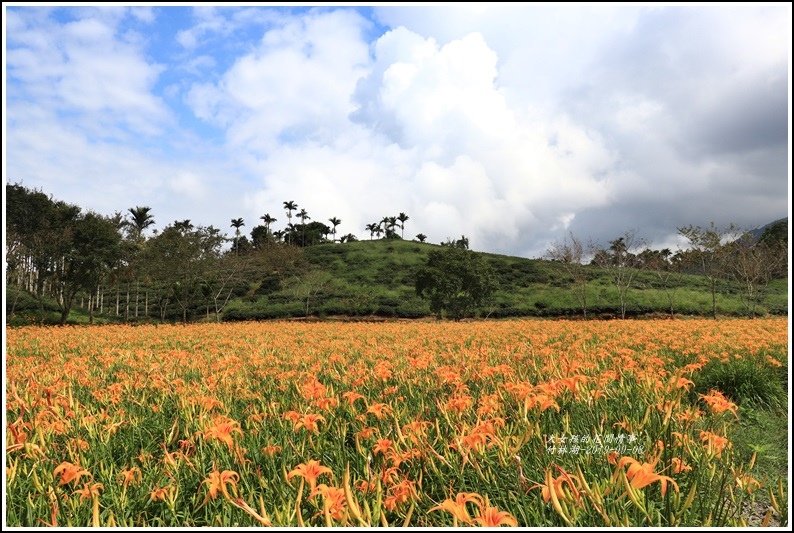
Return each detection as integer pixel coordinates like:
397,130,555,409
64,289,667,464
53,462,91,486
203,416,243,449
201,469,240,502
671,457,692,474
118,467,142,488
341,391,366,407
262,445,282,456
313,397,339,411
316,484,348,520
699,390,738,418
615,457,679,496
288,460,333,496
74,482,104,502
384,478,415,511
429,492,484,525
357,427,379,439
294,413,325,433
366,402,392,419
735,473,762,494
699,430,731,457
530,467,580,504
373,438,394,456
671,376,695,392
150,485,176,502
473,502,518,527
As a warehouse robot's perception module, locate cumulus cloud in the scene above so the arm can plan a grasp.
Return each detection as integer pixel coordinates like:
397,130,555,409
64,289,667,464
5,5,789,259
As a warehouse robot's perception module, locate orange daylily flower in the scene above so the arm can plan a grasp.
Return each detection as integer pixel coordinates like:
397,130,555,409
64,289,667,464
74,482,104,502
616,456,679,496
366,402,392,419
473,503,519,527
671,457,692,474
150,485,176,502
288,460,333,496
201,469,240,502
429,492,484,525
316,484,348,520
735,473,762,494
341,391,366,407
262,445,282,455
699,390,738,418
53,462,91,486
699,430,731,457
373,438,394,456
203,416,243,449
293,413,325,433
357,426,379,439
384,478,415,511
530,466,581,504
118,467,142,488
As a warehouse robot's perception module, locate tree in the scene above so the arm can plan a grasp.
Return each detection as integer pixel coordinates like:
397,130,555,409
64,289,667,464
397,212,409,238
125,206,155,241
328,217,341,242
339,233,358,243
415,233,427,243
545,232,595,319
298,209,311,245
365,223,378,240
260,213,276,245
677,222,741,319
415,245,498,320
57,212,123,324
636,248,682,318
231,218,245,255
592,229,648,319
145,221,225,322
758,220,788,279
726,233,784,317
283,201,298,245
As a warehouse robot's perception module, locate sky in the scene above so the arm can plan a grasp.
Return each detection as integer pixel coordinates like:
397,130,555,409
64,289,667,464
3,3,791,258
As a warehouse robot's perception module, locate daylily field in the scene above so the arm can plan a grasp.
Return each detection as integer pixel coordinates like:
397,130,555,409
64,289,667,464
5,318,789,527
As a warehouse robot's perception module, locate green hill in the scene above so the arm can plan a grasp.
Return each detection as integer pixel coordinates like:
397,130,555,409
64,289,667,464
218,238,787,322
7,237,788,325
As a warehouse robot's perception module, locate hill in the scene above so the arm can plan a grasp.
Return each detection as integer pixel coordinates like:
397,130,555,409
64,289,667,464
7,236,788,325
216,238,787,322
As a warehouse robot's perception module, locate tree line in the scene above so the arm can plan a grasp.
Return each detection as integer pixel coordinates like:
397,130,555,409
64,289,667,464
544,223,787,319
5,182,788,324
5,184,426,324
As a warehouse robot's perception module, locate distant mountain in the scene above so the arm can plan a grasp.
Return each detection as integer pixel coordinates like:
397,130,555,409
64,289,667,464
747,218,788,241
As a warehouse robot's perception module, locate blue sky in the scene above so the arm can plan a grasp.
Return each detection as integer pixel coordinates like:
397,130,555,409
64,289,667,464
3,3,791,257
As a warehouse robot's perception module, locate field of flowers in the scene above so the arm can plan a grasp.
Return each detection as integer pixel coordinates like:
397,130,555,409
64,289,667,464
5,318,789,527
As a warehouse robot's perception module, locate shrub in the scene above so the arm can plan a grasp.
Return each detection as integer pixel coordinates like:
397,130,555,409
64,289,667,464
691,356,786,410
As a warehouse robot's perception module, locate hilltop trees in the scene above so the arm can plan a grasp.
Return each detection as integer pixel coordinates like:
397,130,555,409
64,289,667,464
415,240,498,320
677,222,742,319
545,232,596,319
592,229,649,319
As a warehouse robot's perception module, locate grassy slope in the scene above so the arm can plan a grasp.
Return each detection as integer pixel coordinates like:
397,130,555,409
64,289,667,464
250,239,787,320
7,238,788,324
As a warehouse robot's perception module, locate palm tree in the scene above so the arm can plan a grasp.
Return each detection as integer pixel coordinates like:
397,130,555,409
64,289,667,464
386,216,398,238
329,217,341,242
260,213,276,247
260,213,276,233
365,223,378,240
126,206,155,241
397,212,409,238
298,209,310,246
230,218,245,255
416,233,427,243
283,201,298,245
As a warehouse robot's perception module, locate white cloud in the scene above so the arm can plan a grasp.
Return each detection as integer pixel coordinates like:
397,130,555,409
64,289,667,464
6,5,789,259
